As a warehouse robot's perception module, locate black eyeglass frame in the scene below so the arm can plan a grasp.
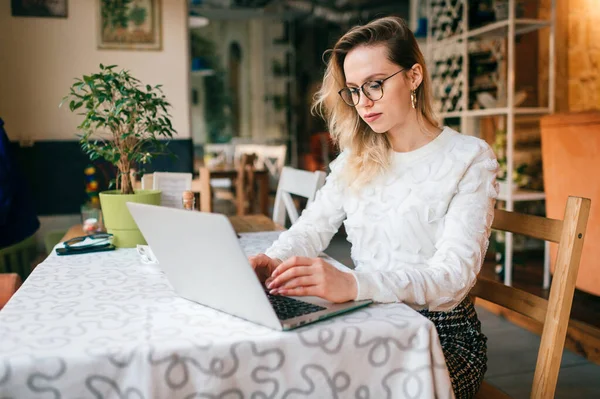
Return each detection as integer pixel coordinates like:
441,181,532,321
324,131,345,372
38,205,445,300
337,69,406,107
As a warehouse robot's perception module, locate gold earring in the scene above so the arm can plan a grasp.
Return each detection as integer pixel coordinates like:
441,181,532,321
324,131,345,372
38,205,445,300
411,89,417,109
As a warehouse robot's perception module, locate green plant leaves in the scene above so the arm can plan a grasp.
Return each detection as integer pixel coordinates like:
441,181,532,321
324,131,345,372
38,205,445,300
60,63,177,194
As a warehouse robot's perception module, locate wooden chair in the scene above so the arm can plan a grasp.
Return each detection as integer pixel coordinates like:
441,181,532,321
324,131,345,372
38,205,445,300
204,143,235,189
141,174,154,190
0,273,22,309
234,144,287,191
236,153,258,216
152,172,193,209
204,143,235,165
272,166,326,226
0,234,38,280
472,196,591,399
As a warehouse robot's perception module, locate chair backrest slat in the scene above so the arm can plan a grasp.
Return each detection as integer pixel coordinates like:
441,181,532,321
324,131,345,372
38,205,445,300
152,172,193,209
470,279,548,324
272,167,326,226
493,209,563,243
205,143,235,164
234,144,287,191
141,174,154,190
472,196,590,399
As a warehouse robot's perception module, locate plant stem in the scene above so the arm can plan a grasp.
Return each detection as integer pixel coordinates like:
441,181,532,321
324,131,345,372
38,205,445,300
120,166,134,194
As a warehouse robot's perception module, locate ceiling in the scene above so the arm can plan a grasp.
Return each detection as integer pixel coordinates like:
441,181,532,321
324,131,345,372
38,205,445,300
191,0,409,24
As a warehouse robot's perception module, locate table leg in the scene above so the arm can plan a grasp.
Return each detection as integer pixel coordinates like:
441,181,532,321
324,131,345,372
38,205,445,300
258,174,269,216
236,169,245,216
199,167,212,213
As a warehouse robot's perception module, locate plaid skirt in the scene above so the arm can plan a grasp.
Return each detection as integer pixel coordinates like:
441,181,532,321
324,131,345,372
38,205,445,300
419,296,487,399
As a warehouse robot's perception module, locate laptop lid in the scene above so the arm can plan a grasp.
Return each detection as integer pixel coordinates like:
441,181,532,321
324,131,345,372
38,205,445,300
126,202,282,330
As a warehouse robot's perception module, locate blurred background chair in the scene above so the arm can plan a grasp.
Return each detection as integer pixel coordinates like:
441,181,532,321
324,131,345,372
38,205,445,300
236,153,258,216
272,166,326,226
204,143,236,190
0,234,37,281
152,172,193,209
0,273,22,310
141,174,154,190
235,144,287,192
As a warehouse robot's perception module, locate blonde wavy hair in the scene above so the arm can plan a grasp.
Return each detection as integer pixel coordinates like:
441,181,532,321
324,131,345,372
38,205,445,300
312,16,438,189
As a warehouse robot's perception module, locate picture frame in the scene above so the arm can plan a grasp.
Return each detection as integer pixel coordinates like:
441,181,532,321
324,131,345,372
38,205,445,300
97,0,162,51
11,0,68,18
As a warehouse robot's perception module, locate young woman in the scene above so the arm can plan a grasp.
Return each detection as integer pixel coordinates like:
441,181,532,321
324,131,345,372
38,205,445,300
249,16,497,398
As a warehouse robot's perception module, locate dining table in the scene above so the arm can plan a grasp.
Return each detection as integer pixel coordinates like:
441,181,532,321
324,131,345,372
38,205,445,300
199,164,270,215
0,214,454,398
134,165,270,216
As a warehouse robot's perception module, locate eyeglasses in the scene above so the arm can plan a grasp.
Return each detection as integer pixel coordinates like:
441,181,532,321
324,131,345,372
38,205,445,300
64,233,114,249
338,69,405,107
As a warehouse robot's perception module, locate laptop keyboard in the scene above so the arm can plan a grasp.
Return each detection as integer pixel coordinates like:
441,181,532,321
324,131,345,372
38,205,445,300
266,291,326,320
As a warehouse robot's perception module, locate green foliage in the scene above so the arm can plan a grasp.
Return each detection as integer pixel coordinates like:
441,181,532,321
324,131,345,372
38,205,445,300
128,4,147,26
101,0,132,31
61,64,176,194
492,129,531,187
190,32,216,59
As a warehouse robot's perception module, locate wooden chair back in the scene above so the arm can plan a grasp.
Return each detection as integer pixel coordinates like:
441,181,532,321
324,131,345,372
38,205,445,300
141,174,154,190
272,166,326,226
236,153,258,216
204,143,235,165
472,196,591,398
152,172,193,209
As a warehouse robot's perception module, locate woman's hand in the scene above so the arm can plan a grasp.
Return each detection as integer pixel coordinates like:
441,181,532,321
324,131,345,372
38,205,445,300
266,256,357,303
248,253,282,284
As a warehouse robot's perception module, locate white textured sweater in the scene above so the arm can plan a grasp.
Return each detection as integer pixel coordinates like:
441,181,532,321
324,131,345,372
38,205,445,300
265,127,499,311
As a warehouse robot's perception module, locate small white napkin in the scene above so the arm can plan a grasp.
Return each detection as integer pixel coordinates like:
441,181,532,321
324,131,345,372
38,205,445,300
136,245,159,264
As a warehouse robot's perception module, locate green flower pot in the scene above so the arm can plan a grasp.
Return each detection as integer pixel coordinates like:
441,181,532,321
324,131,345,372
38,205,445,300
99,190,161,248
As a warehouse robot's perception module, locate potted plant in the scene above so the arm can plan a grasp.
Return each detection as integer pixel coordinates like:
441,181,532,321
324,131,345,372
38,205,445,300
61,64,176,247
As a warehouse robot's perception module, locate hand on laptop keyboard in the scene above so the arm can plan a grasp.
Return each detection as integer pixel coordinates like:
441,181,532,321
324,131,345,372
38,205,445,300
248,253,282,284
265,290,326,320
266,256,358,304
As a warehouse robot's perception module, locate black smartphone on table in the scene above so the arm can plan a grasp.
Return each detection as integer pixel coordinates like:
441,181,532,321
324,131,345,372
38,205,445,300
56,233,116,256
56,244,116,256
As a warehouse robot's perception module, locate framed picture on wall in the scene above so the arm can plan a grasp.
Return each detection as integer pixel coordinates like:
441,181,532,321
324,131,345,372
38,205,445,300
97,0,162,51
11,0,68,18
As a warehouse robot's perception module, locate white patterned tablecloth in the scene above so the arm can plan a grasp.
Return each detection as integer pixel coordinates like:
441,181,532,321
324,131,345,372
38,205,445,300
0,232,454,398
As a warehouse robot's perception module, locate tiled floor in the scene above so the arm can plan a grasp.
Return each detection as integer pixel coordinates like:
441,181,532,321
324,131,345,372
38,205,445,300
323,232,600,398
478,306,600,398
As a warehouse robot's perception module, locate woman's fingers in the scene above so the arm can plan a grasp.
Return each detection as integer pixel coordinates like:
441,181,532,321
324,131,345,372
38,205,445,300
277,285,320,297
268,265,314,289
270,275,317,293
249,253,270,268
248,253,276,282
271,256,313,278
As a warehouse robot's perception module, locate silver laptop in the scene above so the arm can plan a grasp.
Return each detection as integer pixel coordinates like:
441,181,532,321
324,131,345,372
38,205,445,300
127,203,372,331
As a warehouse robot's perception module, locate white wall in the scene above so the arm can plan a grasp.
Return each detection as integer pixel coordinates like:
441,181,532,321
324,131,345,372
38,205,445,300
0,1,191,142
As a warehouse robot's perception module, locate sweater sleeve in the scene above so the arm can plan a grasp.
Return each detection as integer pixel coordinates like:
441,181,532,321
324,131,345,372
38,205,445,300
352,146,498,311
264,152,348,261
